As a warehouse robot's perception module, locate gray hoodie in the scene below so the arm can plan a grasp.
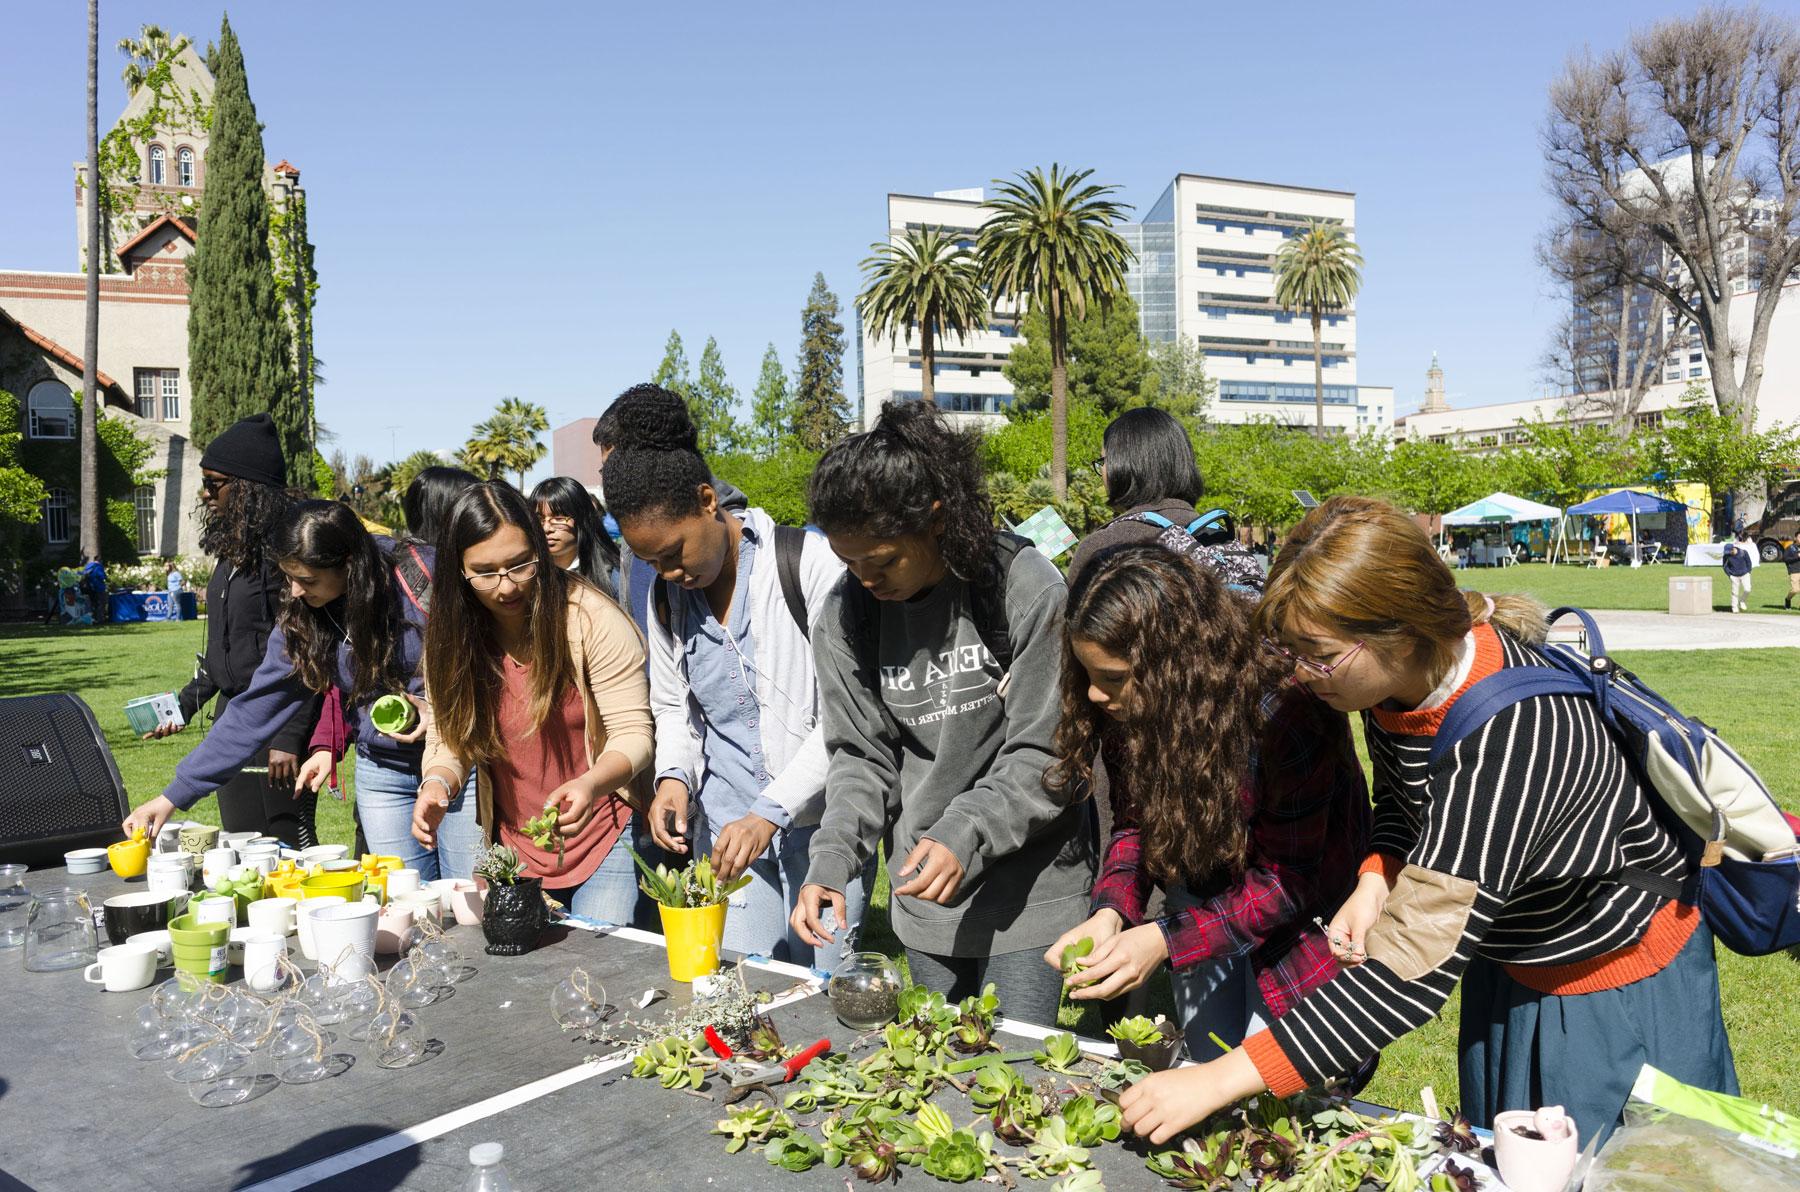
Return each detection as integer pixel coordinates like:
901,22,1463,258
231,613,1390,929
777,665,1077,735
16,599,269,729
805,546,1097,957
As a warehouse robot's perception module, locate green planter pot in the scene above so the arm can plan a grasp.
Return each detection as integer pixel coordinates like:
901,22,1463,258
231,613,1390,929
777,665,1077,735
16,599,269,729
167,914,229,983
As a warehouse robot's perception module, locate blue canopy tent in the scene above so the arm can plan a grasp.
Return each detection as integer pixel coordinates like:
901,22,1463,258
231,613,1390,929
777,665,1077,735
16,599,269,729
1565,489,1688,566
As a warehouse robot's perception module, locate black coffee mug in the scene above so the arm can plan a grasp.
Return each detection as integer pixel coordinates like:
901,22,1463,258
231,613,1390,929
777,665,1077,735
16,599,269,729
103,891,183,946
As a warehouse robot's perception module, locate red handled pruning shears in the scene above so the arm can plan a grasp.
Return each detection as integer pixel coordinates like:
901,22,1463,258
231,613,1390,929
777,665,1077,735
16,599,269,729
703,1026,831,1089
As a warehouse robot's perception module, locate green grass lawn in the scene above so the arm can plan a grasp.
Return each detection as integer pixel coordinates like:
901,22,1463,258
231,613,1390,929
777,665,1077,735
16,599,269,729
1457,561,1800,615
8,621,1798,1113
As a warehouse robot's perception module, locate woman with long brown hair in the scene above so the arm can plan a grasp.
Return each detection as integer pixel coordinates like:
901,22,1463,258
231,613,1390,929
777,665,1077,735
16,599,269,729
1042,544,1368,1054
413,482,653,924
1118,496,1736,1149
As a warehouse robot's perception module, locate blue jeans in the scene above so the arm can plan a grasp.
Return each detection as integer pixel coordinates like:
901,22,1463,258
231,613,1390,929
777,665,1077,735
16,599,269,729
353,752,481,882
1165,884,1269,1057
712,824,871,971
546,829,641,926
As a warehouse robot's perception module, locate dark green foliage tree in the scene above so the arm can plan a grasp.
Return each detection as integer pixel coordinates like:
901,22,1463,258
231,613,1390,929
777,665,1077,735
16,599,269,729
0,390,49,525
652,330,691,397
1002,293,1151,417
186,16,304,485
1143,335,1214,420
747,343,792,457
793,273,849,451
1387,437,1483,516
692,337,742,455
710,448,820,527
1644,384,1800,523
1503,413,1640,510
8,393,156,565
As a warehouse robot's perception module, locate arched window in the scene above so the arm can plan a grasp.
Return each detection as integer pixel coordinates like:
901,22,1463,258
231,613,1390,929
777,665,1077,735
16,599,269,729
149,145,166,185
135,484,158,553
42,489,71,546
26,380,75,440
177,147,195,187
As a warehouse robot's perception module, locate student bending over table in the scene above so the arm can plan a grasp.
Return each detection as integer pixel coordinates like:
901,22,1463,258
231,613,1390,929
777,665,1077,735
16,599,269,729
1118,496,1737,1149
790,401,1097,1025
1042,544,1369,1057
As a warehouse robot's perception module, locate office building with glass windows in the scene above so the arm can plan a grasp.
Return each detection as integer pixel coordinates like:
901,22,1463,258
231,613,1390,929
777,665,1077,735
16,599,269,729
858,175,1391,433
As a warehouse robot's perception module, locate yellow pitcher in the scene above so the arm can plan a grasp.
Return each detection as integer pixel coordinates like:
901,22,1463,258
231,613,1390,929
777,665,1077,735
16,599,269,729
265,860,310,902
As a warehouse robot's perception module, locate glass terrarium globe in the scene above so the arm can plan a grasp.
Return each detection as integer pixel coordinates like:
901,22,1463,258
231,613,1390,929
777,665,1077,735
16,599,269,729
298,968,349,1026
188,1043,277,1108
166,1027,248,1085
409,929,472,985
828,952,904,1030
551,967,607,1032
268,1012,353,1084
152,971,211,1022
338,975,387,1041
385,954,439,1010
128,1002,196,1062
209,988,273,1048
369,1009,439,1069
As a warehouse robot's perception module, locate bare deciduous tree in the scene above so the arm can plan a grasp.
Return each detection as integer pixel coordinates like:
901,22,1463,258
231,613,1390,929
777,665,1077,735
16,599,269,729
1536,229,1672,429
1544,6,1800,431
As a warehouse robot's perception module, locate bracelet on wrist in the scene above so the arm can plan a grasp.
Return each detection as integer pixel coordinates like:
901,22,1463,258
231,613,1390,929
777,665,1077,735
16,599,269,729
419,774,454,800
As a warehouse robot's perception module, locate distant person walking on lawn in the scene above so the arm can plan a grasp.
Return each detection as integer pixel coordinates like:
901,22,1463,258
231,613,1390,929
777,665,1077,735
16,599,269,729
142,414,320,848
1723,532,1754,613
1783,540,1800,610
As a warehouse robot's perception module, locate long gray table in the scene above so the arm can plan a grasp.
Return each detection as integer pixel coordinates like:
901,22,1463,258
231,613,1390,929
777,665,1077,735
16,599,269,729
0,866,1475,1192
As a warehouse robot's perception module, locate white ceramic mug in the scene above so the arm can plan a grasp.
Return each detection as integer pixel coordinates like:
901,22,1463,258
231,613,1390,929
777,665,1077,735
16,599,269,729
201,847,238,889
298,844,349,866
239,850,279,877
220,831,260,851
82,942,159,992
240,929,289,993
295,895,348,961
394,890,442,928
127,929,173,966
147,864,192,898
191,894,238,927
384,868,422,901
424,878,469,917
247,897,297,936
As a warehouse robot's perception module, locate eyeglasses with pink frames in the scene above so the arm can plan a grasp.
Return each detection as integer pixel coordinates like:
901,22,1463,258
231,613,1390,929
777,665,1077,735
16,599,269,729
1260,636,1366,678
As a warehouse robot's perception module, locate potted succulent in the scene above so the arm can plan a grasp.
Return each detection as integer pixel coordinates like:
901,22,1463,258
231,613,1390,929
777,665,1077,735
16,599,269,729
474,844,544,957
628,849,750,982
1107,1014,1182,1070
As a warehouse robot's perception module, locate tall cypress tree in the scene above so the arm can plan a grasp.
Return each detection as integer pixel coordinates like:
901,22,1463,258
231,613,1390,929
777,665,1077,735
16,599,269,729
186,16,302,484
793,273,849,451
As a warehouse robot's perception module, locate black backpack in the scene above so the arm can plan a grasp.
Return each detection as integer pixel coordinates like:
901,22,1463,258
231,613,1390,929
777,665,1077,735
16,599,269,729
654,523,811,637
841,532,1029,688
1119,509,1267,597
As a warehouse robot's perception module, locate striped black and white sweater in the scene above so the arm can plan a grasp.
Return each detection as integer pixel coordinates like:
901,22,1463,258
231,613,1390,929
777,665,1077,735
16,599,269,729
1245,624,1688,1093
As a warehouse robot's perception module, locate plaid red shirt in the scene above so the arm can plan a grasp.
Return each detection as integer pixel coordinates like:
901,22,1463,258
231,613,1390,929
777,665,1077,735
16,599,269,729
1090,684,1370,1019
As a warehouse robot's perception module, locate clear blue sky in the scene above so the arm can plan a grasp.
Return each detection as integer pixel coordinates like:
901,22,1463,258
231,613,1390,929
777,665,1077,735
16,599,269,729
2,0,1711,475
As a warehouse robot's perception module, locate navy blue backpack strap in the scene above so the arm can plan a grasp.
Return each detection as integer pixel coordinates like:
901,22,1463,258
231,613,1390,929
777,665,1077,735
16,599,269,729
1429,667,1595,764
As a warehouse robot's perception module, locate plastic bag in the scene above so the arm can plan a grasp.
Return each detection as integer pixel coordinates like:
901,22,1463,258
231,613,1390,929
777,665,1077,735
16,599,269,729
1582,1106,1800,1192
1630,1063,1800,1151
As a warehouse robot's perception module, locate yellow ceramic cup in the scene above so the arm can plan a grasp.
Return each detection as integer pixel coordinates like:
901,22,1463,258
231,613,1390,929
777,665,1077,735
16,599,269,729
107,834,150,879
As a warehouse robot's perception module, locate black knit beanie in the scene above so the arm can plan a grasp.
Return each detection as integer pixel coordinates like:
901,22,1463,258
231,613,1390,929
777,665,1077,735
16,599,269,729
200,413,287,487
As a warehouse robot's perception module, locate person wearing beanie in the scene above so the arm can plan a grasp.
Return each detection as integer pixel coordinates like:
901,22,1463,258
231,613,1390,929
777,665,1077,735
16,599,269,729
142,415,323,848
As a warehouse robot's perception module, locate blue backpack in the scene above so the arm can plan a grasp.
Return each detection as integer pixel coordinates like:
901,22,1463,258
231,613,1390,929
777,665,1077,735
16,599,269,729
1432,606,1800,956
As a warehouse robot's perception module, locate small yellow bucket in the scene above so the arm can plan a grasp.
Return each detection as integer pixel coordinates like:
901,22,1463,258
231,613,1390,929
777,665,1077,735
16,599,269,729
107,833,150,878
658,902,727,982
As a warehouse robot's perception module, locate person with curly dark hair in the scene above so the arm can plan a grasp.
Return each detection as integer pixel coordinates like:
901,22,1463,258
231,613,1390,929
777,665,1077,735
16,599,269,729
788,401,1097,1023
530,475,619,598
140,414,321,847
1040,544,1369,1055
125,501,483,877
603,415,865,966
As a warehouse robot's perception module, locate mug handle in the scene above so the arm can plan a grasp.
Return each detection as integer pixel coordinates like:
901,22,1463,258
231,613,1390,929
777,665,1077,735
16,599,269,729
83,962,106,984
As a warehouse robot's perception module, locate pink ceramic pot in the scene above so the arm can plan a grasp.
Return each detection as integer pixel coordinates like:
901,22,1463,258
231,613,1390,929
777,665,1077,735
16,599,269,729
375,903,416,955
1492,1107,1579,1192
450,880,486,927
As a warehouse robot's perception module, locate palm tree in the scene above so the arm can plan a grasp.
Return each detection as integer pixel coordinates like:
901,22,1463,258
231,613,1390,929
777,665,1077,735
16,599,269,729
978,165,1134,499
118,23,188,93
80,0,101,561
496,397,548,488
858,226,988,408
1272,222,1363,436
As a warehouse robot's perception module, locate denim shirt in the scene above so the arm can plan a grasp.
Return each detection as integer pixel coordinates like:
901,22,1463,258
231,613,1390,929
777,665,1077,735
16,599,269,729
658,517,787,829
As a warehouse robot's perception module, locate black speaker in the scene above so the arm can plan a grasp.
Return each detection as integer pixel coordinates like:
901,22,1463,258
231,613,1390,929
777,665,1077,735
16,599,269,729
0,694,130,866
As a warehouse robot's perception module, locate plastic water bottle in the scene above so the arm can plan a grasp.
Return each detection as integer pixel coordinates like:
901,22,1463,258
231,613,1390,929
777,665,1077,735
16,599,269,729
463,1143,513,1191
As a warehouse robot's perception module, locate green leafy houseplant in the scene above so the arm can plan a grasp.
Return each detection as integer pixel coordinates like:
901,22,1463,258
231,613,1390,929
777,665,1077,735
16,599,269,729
521,803,564,866
1033,1031,1086,1075
1106,1015,1169,1048
473,842,545,956
474,843,525,886
628,847,752,909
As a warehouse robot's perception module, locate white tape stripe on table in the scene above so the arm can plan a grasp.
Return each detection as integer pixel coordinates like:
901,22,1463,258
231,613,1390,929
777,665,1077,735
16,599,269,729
239,925,824,1192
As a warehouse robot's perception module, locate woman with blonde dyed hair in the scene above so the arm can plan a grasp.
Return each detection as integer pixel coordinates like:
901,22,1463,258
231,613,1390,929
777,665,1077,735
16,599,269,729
1119,495,1736,1149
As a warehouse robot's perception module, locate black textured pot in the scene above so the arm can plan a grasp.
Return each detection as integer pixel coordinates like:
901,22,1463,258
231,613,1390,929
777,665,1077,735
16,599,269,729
1115,1023,1183,1071
481,877,545,956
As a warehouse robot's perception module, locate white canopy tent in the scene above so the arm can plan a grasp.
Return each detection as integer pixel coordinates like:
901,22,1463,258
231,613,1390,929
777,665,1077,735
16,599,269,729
1441,493,1565,564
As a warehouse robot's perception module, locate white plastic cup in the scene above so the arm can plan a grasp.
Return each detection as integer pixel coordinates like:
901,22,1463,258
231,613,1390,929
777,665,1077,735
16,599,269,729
82,941,159,992
308,901,379,981
240,930,289,993
384,868,422,901
247,897,297,936
295,895,348,961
